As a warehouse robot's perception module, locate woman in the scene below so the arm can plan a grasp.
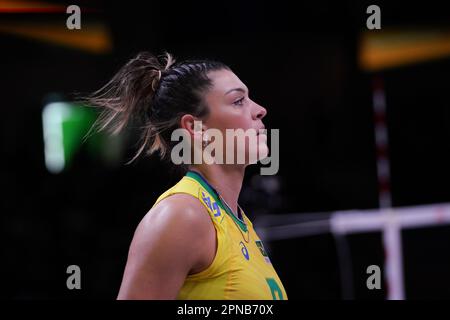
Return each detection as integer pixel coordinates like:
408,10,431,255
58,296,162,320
87,52,287,300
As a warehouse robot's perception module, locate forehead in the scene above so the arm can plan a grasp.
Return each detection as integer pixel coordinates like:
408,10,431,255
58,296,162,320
207,69,247,94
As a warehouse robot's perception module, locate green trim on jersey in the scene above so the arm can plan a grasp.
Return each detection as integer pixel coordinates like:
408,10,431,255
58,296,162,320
186,171,248,233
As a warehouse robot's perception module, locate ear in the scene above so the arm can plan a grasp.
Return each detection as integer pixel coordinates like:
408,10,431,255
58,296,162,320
180,114,207,137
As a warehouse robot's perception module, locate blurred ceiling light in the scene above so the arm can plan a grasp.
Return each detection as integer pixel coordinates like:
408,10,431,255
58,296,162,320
0,0,111,54
0,0,66,13
359,28,450,71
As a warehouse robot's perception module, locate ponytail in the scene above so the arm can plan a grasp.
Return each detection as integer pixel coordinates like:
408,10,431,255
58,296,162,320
85,52,175,163
83,51,229,164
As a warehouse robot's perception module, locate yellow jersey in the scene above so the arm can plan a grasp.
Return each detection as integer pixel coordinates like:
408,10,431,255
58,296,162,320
153,171,287,300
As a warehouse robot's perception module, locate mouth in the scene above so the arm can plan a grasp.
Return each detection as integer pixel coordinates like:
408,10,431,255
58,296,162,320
257,126,266,136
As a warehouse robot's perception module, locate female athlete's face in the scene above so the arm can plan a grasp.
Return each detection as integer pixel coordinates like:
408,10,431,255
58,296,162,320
201,69,268,165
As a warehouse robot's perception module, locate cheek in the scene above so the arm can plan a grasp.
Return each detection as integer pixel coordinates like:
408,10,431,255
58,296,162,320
207,102,252,131
220,112,253,130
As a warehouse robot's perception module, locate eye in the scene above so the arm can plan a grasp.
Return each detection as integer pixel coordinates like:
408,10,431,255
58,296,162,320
233,97,245,106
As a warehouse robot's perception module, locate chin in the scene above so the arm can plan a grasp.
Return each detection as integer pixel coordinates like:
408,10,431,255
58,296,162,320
257,143,269,161
246,142,268,165
257,133,269,160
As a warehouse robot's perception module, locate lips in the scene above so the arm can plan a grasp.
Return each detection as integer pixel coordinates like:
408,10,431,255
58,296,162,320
257,126,266,136
257,129,267,143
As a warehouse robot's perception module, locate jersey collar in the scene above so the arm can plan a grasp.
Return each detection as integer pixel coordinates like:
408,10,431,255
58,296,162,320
186,170,248,233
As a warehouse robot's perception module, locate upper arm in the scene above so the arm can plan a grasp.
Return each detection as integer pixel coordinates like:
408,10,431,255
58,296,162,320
117,194,213,300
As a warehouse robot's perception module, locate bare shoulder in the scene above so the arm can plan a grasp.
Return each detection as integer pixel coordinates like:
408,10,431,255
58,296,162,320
117,194,215,299
129,193,214,264
138,193,210,234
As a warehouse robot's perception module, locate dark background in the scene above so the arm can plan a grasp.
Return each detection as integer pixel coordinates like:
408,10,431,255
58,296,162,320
1,0,450,299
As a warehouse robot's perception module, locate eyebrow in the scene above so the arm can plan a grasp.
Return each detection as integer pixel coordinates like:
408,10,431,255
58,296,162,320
224,87,248,96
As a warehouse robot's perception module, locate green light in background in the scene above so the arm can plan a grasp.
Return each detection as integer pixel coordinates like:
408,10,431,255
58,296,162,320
42,102,96,173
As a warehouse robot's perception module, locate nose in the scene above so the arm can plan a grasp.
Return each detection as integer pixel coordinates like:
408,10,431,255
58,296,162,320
253,101,267,120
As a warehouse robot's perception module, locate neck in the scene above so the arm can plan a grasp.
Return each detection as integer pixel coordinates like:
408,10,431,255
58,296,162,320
189,164,245,214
